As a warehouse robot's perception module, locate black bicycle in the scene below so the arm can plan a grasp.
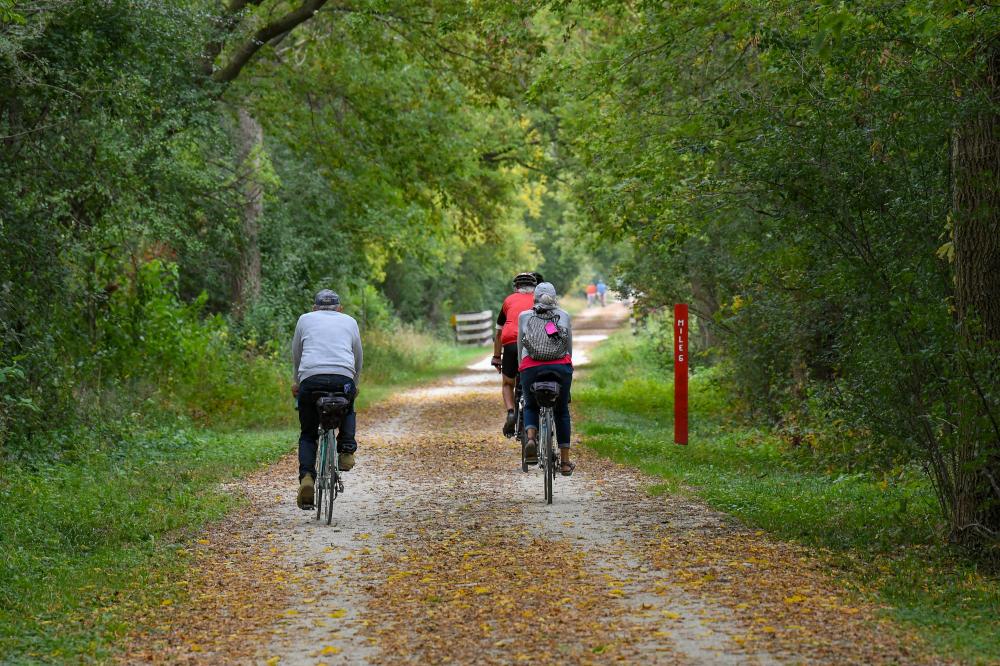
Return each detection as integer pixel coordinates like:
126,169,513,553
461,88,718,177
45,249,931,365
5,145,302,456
313,391,351,525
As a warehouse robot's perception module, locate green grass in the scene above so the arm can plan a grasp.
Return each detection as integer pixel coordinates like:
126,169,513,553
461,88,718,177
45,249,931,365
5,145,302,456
0,333,484,663
354,329,485,408
575,332,1000,665
0,427,292,662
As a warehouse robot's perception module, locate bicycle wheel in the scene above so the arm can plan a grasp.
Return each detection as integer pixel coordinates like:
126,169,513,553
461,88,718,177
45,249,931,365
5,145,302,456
325,448,338,525
516,387,530,472
315,431,328,521
542,409,553,504
547,411,557,482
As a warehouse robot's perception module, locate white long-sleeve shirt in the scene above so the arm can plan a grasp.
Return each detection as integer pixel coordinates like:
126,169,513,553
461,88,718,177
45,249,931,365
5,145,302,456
291,310,363,383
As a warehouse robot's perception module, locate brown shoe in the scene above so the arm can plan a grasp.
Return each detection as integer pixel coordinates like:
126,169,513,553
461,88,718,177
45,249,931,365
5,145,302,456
523,439,538,465
297,474,315,509
338,453,355,471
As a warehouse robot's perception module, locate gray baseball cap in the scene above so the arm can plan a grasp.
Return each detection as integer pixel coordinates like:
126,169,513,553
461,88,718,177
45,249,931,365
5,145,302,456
534,282,557,299
314,289,341,307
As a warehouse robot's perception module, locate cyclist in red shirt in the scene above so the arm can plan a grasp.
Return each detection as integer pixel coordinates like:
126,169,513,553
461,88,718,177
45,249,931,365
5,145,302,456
492,272,540,436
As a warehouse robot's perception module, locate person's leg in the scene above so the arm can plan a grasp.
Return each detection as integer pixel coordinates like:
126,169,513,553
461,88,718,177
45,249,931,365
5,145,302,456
502,375,515,410
327,375,358,455
553,365,575,475
501,343,518,435
553,366,573,448
336,410,358,454
298,378,321,481
296,376,323,508
520,367,540,461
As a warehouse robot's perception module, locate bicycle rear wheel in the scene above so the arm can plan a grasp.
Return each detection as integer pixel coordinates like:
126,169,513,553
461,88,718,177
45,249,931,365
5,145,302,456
315,431,330,521
542,410,553,504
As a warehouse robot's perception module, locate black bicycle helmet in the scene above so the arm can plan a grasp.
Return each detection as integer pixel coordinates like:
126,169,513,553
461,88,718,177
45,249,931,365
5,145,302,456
512,272,538,289
531,272,544,284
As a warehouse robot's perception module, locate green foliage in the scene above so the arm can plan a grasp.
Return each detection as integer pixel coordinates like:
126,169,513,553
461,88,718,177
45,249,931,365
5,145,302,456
0,426,292,661
576,331,1000,663
0,1,567,456
540,1,1000,540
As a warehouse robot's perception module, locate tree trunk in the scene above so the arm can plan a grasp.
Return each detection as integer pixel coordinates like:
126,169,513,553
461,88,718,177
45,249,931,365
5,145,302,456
690,272,719,352
950,39,1000,544
233,107,264,318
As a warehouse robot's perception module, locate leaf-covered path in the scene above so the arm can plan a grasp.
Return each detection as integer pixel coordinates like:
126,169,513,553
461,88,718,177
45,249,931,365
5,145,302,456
123,306,942,665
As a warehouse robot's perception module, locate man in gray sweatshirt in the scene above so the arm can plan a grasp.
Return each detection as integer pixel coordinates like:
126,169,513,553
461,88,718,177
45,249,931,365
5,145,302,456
291,289,364,509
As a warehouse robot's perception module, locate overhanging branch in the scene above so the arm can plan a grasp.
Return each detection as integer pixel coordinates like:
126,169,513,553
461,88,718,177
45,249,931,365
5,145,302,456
212,0,330,84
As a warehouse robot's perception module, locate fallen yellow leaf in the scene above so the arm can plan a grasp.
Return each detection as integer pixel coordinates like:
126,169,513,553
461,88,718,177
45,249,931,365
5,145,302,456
320,645,341,655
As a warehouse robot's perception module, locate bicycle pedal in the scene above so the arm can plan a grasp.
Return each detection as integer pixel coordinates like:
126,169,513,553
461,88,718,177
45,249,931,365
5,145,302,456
300,503,315,511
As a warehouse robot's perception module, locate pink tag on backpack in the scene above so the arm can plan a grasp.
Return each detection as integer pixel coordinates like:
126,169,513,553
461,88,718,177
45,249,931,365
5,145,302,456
544,321,559,335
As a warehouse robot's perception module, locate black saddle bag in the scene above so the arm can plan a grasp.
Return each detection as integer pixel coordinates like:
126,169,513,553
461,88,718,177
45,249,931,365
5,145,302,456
316,392,351,430
531,381,561,408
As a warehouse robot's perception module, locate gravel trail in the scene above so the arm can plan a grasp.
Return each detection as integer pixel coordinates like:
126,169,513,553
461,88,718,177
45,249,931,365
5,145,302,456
121,305,942,665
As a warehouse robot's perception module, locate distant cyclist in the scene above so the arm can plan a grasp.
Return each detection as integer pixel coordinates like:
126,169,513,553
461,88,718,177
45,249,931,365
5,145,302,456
596,279,608,307
492,272,540,436
517,282,575,475
291,289,363,510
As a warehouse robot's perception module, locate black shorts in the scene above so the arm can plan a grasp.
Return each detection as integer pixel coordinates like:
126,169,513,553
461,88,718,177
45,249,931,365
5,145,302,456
501,343,519,379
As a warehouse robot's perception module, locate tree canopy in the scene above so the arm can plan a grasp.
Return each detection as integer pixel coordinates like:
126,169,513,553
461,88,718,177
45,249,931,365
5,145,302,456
1,0,998,543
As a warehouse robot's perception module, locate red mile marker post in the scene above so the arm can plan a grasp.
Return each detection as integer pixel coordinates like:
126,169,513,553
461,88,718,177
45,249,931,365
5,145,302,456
674,303,689,445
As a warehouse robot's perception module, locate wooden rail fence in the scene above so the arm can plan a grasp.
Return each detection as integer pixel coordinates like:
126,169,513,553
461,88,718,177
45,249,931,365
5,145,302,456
452,310,494,345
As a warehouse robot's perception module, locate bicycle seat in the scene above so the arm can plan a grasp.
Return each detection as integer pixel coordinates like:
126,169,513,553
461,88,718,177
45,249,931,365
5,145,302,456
531,380,561,408
315,392,351,429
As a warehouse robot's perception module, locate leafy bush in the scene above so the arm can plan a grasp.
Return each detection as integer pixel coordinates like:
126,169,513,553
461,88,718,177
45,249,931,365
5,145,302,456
575,329,999,662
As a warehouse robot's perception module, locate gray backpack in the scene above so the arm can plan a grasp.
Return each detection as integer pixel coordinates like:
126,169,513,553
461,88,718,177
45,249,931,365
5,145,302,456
521,310,569,361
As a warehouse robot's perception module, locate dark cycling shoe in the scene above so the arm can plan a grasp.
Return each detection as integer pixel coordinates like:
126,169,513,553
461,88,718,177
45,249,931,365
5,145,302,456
502,410,516,438
523,439,538,465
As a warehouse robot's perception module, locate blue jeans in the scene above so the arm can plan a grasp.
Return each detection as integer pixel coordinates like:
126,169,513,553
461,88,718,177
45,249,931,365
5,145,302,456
298,374,357,480
520,364,573,449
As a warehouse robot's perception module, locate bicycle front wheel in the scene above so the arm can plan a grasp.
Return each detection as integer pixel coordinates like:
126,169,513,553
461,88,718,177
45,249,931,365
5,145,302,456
515,384,531,472
325,449,338,525
315,432,328,521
